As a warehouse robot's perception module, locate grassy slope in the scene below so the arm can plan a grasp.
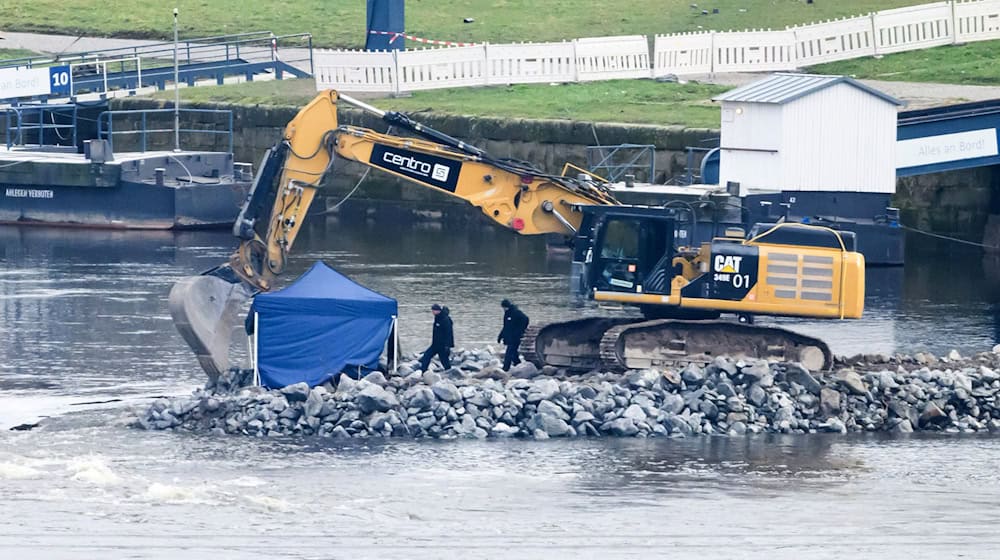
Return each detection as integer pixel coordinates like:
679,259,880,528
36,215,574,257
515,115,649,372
0,48,41,60
809,41,1000,85
153,78,729,128
2,0,923,48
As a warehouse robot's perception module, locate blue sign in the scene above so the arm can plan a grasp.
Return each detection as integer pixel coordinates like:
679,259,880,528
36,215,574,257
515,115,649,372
48,65,71,95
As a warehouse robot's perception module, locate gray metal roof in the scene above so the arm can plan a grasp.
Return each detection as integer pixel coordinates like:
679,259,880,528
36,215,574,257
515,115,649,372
712,73,904,106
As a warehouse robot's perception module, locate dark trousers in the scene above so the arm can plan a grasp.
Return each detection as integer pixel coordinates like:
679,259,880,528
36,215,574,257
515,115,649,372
502,339,522,371
420,345,451,371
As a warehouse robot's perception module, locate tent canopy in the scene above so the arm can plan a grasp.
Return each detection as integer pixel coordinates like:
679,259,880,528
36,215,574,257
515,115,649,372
253,261,397,389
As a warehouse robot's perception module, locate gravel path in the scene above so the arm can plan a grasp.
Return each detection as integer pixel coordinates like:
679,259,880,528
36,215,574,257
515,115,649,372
685,71,1000,109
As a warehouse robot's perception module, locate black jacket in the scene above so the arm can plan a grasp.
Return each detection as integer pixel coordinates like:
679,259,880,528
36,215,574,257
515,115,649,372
432,308,455,348
499,305,529,344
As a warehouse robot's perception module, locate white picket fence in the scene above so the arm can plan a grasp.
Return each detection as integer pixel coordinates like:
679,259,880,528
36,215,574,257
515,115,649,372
315,0,1000,93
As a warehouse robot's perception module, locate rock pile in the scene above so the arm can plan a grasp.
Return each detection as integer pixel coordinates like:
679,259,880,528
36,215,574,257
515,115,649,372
133,346,1000,439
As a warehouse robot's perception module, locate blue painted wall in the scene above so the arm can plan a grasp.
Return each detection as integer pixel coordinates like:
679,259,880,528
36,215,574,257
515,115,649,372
366,0,405,51
897,101,1000,178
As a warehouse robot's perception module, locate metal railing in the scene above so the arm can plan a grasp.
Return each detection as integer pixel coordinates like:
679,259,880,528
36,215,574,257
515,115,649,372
68,56,143,96
0,31,313,103
97,108,233,153
1,31,314,74
586,144,656,183
3,104,78,149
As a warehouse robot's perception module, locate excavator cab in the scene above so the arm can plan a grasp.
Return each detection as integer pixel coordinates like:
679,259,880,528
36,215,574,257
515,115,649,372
573,206,682,298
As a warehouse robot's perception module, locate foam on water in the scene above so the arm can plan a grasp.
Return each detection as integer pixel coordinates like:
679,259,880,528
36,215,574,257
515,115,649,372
0,462,43,480
243,494,292,512
223,475,268,488
142,482,213,505
68,457,122,486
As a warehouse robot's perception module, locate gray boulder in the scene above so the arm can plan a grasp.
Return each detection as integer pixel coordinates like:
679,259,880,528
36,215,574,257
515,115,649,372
821,418,847,434
537,400,570,421
626,369,660,389
335,375,357,395
681,363,706,385
529,412,572,437
623,404,646,421
784,363,822,395
509,361,540,379
700,400,719,420
492,422,519,437
431,381,462,403
304,388,325,418
741,362,770,384
747,384,767,407
835,369,868,396
892,419,914,433
716,380,737,398
422,370,442,386
403,386,437,410
362,371,387,386
281,382,310,402
820,387,841,415
661,393,685,414
606,417,639,437
526,379,561,402
331,425,351,438
919,402,949,428
358,384,399,414
712,356,738,376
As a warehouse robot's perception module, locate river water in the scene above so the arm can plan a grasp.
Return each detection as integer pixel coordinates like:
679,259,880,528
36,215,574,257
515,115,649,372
2,219,1000,559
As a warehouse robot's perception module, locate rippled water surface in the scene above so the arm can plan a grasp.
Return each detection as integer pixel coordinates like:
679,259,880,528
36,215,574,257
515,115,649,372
2,220,1000,559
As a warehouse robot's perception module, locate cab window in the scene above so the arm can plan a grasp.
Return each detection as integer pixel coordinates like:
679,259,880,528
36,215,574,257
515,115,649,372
601,219,640,259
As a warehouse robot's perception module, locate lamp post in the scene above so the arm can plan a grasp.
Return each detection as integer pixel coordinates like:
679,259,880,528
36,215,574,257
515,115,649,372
173,7,180,151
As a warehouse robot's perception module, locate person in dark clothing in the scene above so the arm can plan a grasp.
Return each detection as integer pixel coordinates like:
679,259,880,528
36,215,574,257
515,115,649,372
497,299,529,371
419,304,454,372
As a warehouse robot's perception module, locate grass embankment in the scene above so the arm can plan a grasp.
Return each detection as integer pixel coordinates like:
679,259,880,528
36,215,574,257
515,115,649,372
1,0,925,49
154,78,729,128
0,49,41,60
810,41,1000,85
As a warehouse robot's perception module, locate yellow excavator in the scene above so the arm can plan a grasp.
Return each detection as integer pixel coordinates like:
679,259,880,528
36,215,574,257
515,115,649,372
169,90,864,380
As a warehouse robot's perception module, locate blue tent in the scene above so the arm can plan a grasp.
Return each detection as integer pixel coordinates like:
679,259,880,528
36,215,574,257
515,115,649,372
252,261,397,389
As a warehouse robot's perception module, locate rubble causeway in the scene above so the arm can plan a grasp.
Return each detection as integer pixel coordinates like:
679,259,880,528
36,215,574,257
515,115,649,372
133,347,1000,439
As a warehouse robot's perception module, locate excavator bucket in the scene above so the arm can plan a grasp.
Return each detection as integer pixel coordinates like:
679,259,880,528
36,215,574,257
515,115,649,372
168,275,250,381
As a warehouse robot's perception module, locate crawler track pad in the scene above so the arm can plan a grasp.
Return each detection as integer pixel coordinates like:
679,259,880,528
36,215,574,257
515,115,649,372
168,275,249,380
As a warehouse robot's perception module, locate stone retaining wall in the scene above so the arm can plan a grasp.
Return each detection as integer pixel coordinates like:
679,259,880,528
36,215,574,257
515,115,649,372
107,98,999,238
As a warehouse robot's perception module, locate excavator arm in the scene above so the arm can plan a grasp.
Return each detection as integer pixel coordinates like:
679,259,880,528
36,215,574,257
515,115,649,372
229,90,616,292
169,90,618,378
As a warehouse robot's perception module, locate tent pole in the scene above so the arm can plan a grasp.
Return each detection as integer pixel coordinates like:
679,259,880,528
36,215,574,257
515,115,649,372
253,311,260,386
391,315,398,374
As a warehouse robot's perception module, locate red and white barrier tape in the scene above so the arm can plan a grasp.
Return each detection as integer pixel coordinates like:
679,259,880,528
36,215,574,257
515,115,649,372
368,30,478,47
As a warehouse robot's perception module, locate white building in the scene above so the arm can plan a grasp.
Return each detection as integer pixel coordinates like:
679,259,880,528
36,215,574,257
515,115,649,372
712,73,903,196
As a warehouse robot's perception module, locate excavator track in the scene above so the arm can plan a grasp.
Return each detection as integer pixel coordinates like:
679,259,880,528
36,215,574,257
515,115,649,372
521,318,637,371
524,317,832,372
